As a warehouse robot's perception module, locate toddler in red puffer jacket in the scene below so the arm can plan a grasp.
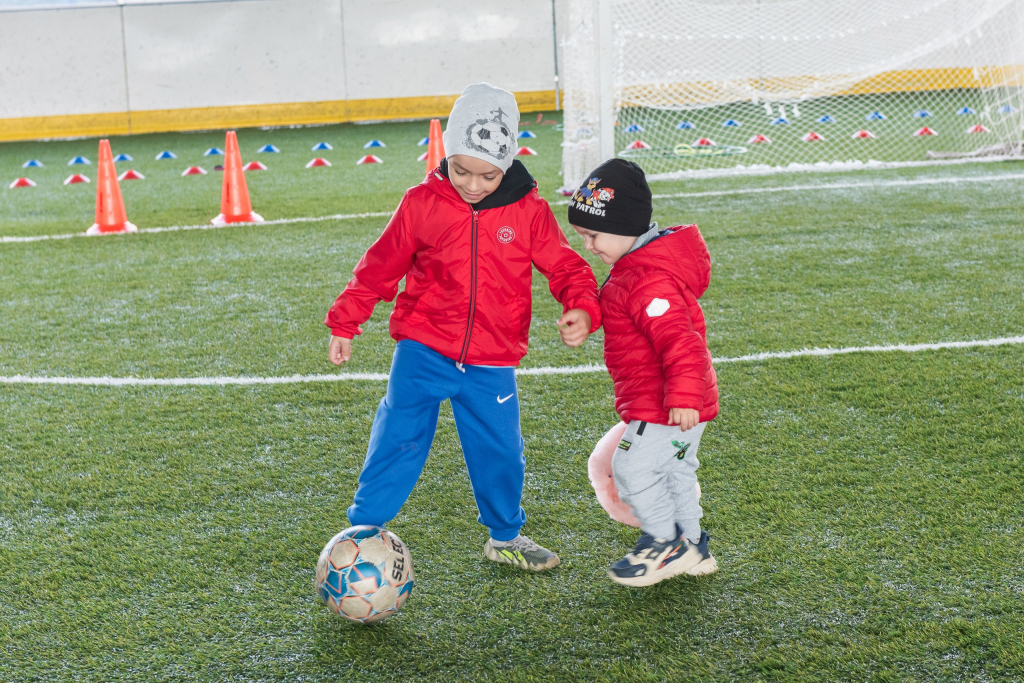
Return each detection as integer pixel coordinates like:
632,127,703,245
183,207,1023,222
569,159,719,587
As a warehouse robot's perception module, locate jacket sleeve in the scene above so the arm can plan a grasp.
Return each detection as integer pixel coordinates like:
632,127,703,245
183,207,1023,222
529,201,602,333
626,275,708,412
324,195,417,338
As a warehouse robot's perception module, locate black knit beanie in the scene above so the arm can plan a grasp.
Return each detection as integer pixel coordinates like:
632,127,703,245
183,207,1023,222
567,159,653,236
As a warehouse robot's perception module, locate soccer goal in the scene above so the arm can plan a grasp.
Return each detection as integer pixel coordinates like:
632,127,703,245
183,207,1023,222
559,0,1024,188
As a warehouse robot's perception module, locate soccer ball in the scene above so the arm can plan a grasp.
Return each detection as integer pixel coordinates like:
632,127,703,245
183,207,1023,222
315,525,414,624
468,119,513,158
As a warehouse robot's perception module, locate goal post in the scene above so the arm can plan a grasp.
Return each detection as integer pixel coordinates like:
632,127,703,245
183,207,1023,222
560,0,1024,190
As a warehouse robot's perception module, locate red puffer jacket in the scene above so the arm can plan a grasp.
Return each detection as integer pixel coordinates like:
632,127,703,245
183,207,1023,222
601,224,719,424
326,160,601,366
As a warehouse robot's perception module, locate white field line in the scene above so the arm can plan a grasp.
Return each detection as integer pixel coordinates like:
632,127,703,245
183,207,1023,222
6,171,1024,244
551,171,1024,205
2,335,1021,387
0,211,393,244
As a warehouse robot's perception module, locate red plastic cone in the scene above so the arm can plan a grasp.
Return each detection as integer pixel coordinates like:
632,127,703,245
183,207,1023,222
9,177,37,188
212,131,263,225
425,118,445,175
514,146,538,156
306,158,331,168
86,139,137,236
117,169,145,181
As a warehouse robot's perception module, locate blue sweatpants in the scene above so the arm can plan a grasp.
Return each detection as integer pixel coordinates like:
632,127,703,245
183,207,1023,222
347,339,527,541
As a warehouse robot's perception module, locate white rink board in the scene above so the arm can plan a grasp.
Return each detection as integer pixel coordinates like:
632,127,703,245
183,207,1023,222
342,0,557,100
122,0,347,110
0,0,559,122
0,5,127,118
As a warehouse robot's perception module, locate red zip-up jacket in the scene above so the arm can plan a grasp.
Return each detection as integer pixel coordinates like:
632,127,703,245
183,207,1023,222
601,224,719,424
325,160,601,366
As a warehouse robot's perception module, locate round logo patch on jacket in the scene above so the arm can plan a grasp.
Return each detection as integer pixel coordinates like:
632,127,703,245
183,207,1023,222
497,226,515,243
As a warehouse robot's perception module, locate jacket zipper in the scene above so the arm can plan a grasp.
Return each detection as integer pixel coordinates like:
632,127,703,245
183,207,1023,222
457,209,479,370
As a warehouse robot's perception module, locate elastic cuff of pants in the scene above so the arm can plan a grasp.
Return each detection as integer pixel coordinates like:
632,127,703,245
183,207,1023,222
642,523,678,541
678,518,702,542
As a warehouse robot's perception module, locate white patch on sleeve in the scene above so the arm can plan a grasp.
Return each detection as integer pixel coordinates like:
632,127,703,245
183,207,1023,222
646,298,670,317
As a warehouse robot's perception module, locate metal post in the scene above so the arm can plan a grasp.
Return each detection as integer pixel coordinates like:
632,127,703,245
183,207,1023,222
551,0,560,110
597,0,616,161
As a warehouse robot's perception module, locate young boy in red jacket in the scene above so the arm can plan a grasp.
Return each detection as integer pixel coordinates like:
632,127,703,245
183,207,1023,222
569,159,719,587
325,83,601,571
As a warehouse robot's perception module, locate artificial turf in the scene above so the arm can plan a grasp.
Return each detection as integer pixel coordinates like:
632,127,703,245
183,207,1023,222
2,111,1023,682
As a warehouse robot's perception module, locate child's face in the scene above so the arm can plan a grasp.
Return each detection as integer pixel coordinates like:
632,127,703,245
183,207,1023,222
572,225,638,265
448,155,503,204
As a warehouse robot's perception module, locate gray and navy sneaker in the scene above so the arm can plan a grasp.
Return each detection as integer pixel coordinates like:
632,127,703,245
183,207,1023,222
608,529,717,587
484,535,561,571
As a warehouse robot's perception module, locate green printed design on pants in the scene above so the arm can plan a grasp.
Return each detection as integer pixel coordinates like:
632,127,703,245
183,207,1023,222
672,440,690,460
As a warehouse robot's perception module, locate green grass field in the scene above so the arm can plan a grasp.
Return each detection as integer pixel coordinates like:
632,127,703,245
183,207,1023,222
2,111,1024,682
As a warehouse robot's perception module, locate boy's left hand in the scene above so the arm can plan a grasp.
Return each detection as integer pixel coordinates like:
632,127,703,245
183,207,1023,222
668,408,700,432
557,308,592,348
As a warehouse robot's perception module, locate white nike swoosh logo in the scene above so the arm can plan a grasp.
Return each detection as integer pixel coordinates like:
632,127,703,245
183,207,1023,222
497,394,514,404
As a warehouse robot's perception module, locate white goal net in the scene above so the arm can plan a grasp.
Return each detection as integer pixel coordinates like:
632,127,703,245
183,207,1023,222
559,0,1024,188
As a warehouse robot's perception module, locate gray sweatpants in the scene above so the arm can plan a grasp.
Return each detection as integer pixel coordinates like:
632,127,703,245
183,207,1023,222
611,420,707,541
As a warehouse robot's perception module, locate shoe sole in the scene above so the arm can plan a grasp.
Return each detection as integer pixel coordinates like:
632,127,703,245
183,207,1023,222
685,556,718,576
608,552,716,587
484,543,561,571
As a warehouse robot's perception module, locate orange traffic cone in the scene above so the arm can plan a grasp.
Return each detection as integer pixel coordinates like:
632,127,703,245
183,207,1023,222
211,131,264,225
425,118,445,176
86,139,137,236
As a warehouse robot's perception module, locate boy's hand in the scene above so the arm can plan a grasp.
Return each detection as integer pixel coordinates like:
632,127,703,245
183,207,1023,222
328,335,353,365
557,309,592,348
668,408,700,432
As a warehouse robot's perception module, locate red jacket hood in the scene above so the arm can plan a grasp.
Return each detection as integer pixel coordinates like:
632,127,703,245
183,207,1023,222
611,225,711,299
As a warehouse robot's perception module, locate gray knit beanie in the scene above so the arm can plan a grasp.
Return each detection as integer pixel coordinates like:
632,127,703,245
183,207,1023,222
443,83,519,173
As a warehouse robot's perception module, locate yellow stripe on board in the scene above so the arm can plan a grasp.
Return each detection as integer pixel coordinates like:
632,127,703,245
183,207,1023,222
0,90,558,143
616,67,1024,108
